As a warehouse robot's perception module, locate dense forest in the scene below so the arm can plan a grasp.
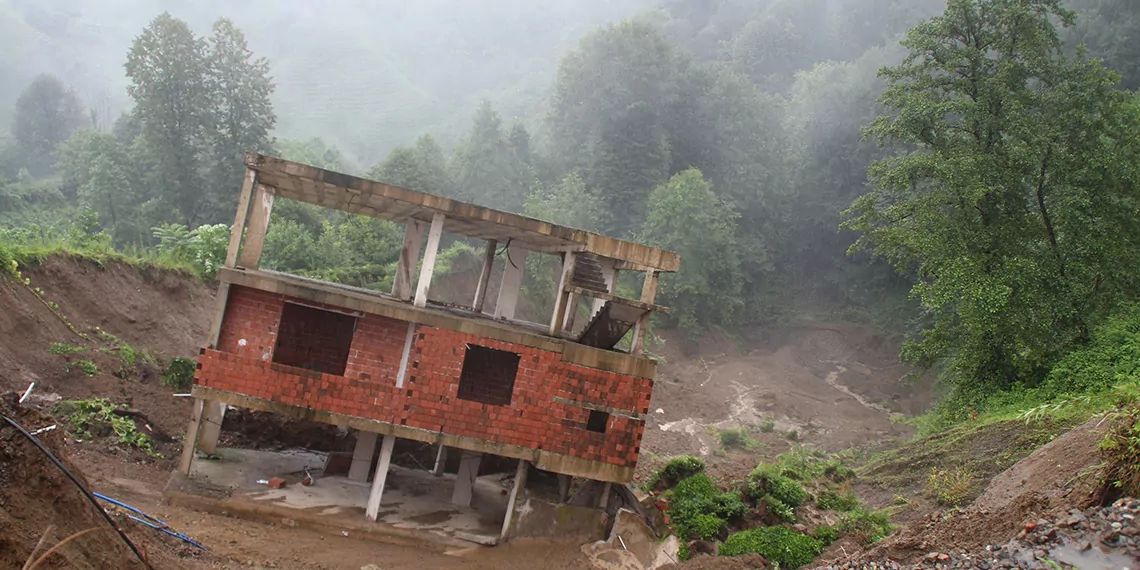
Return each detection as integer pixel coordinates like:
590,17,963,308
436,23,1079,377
3,0,1140,426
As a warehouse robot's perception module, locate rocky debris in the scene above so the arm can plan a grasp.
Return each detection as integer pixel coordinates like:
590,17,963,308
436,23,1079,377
822,498,1140,569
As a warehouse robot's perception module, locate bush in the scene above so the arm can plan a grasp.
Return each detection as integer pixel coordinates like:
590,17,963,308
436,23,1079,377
925,466,973,506
719,527,823,568
67,359,98,376
57,398,158,456
816,490,860,512
749,466,808,508
836,508,894,544
718,426,756,450
812,524,839,545
761,495,795,522
759,420,775,433
162,357,197,391
1099,404,1140,501
50,342,87,355
668,474,746,541
648,455,706,489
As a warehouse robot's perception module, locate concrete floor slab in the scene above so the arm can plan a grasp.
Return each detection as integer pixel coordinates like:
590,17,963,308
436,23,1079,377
182,447,510,546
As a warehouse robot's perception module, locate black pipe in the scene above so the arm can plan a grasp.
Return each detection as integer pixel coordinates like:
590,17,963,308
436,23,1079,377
1,415,152,569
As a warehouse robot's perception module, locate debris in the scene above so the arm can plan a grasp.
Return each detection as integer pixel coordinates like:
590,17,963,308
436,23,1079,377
93,492,206,550
267,477,287,489
19,382,35,404
256,479,269,485
301,468,314,487
342,531,349,537
30,425,56,435
173,393,193,398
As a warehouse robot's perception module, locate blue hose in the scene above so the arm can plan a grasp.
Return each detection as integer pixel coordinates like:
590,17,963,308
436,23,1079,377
93,492,207,550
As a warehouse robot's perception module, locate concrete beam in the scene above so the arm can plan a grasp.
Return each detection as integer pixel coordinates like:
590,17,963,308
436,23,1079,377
452,451,483,507
494,246,529,320
348,430,378,482
237,184,275,269
197,400,227,455
500,459,530,542
472,240,497,313
178,398,207,475
414,213,446,308
393,220,426,301
365,434,396,521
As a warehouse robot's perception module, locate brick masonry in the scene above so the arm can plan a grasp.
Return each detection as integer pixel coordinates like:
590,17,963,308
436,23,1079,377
198,285,653,469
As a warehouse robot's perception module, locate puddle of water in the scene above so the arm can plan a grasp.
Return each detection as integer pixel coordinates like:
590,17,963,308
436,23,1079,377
1049,543,1137,570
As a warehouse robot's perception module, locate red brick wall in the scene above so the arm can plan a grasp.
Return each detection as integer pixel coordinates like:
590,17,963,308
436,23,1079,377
201,288,653,469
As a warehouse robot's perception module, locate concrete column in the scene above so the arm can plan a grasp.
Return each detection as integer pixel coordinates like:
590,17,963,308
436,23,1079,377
631,270,659,355
472,240,498,313
500,459,530,542
451,451,483,507
197,401,227,455
558,474,572,503
548,252,577,335
365,435,396,521
178,398,207,475
597,481,613,509
393,220,426,301
236,184,275,269
348,431,378,483
414,213,446,308
494,246,529,320
432,444,448,477
224,169,257,269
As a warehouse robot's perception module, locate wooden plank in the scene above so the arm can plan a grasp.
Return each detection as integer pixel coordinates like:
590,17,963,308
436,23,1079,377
224,169,257,268
414,213,446,308
236,184,275,268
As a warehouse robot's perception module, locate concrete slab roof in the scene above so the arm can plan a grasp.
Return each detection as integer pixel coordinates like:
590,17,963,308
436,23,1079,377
244,153,680,272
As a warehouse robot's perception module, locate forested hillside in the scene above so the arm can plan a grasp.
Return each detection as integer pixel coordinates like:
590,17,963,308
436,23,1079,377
3,0,1140,428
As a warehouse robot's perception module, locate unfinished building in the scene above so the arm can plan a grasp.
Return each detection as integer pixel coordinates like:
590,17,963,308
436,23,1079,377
179,153,679,541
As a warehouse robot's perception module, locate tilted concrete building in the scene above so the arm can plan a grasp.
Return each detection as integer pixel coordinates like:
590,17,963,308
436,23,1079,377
180,153,679,540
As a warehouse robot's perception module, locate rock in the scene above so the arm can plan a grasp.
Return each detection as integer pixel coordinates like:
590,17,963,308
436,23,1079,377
925,552,941,561
1066,514,1084,528
1112,522,1124,531
793,524,808,533
1079,540,1093,551
937,553,950,562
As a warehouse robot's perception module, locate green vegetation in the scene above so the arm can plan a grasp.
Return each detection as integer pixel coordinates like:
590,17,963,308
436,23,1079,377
748,466,808,508
66,359,98,376
57,398,158,456
646,455,705,490
667,473,747,541
49,342,87,355
925,466,974,507
717,426,756,451
835,508,894,545
719,527,823,568
1098,403,1140,500
811,524,839,545
759,420,775,433
162,357,197,391
816,490,859,512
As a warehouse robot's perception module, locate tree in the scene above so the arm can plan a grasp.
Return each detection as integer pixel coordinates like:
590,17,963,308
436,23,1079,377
523,173,604,232
368,134,453,196
57,130,143,244
844,0,1140,404
451,101,531,211
125,12,210,226
1068,0,1140,90
276,138,348,172
203,18,276,221
641,169,745,334
587,101,671,234
12,74,86,177
728,16,805,90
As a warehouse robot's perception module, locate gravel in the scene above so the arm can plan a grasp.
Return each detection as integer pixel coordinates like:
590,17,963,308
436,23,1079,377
822,498,1140,569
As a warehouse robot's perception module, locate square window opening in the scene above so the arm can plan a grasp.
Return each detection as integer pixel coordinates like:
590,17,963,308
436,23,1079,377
273,303,357,375
586,409,609,433
457,345,520,406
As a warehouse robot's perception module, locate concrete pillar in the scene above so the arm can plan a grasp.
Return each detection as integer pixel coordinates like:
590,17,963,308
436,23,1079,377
451,451,483,507
597,481,613,509
414,213,446,308
394,321,416,389
236,184,275,269
197,401,226,455
432,444,448,477
472,240,497,313
224,169,257,269
365,435,396,521
178,398,207,475
393,220,426,301
494,246,529,320
558,474,572,503
500,459,530,542
348,431,378,482
549,252,577,335
631,270,659,355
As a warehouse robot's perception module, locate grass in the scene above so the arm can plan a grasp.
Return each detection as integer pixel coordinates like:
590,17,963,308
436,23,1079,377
55,398,159,457
645,455,706,490
719,527,823,568
49,342,87,355
2,236,201,279
66,359,99,376
925,465,974,506
717,426,757,450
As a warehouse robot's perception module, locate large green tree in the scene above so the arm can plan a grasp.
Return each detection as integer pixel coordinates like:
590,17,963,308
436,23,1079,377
125,12,211,226
844,0,1140,401
450,102,531,211
12,74,86,177
203,18,276,220
368,134,452,196
57,130,143,243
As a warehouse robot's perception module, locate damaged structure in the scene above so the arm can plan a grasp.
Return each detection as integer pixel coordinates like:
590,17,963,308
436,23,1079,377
179,153,679,541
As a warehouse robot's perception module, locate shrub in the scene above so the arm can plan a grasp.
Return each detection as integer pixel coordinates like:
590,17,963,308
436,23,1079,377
761,495,795,522
749,466,808,508
50,342,87,355
812,524,839,545
718,426,756,450
786,429,800,441
719,527,823,568
668,474,746,540
57,398,158,456
816,490,859,512
1098,404,1140,501
836,508,894,544
648,455,706,489
925,466,973,506
759,420,775,433
67,359,98,376
162,357,197,391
